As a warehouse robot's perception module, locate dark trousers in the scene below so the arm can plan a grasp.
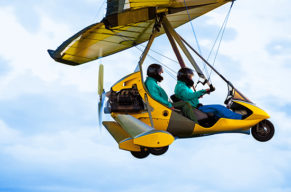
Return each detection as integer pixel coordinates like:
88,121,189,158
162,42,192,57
173,101,198,123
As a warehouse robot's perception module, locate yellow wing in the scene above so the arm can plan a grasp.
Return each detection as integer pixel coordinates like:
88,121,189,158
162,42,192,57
48,0,231,65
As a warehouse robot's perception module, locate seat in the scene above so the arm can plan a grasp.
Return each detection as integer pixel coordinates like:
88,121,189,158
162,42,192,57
170,94,181,103
170,94,208,121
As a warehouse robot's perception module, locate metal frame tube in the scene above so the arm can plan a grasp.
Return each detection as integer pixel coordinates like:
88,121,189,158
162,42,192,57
162,16,206,80
162,21,186,68
138,32,157,67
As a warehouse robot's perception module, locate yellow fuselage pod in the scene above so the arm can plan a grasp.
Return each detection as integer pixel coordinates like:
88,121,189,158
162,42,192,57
110,72,270,142
193,101,270,135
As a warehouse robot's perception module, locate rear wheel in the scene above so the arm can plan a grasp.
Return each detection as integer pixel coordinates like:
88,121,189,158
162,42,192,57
251,120,274,142
149,146,169,156
130,148,150,159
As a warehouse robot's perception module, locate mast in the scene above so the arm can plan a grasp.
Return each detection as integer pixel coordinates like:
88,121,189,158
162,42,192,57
162,16,214,90
162,18,186,68
138,15,218,91
138,16,163,68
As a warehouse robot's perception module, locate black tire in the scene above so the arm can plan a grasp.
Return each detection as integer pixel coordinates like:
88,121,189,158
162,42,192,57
251,119,275,142
149,146,169,156
130,148,150,159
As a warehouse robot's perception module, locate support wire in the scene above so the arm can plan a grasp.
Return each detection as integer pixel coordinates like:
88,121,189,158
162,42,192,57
207,1,235,80
183,0,202,55
183,0,210,78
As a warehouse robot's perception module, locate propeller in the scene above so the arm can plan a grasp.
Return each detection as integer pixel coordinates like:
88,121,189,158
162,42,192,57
98,64,106,129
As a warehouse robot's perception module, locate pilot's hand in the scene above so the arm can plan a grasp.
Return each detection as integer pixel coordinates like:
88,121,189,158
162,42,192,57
206,89,211,94
170,107,175,110
209,85,216,92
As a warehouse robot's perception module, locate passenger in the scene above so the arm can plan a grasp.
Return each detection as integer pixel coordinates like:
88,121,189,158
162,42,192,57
174,68,242,120
145,64,198,122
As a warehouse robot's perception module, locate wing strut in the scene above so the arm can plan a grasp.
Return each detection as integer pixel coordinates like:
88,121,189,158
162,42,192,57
138,16,163,68
162,16,215,91
137,14,215,91
162,18,186,68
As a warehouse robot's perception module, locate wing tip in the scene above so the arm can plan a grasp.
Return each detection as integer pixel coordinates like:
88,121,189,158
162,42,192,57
47,49,81,66
47,49,55,57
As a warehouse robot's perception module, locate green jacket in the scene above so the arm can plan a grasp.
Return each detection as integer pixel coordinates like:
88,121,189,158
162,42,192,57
145,77,172,108
174,81,206,108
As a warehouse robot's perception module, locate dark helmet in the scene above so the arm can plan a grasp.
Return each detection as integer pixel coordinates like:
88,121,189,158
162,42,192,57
147,64,163,82
177,67,194,87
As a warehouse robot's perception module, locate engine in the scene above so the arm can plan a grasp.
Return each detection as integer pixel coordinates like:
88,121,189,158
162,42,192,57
105,84,145,113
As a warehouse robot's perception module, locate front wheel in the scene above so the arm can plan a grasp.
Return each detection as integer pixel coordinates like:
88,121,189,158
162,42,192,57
251,119,275,142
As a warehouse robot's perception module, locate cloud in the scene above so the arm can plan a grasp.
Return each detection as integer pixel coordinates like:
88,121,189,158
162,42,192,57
0,57,11,76
213,0,291,103
1,0,291,192
0,6,97,100
1,109,291,192
0,120,20,144
266,39,291,56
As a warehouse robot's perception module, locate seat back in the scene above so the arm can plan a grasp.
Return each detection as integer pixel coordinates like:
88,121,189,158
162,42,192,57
170,94,181,103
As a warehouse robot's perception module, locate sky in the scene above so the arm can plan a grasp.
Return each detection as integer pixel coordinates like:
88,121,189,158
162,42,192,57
0,0,291,191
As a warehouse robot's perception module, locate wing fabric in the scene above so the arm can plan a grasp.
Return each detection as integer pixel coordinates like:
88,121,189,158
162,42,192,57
49,0,231,65
106,0,227,15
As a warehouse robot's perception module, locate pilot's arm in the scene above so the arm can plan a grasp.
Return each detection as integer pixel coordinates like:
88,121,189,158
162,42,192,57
180,89,207,100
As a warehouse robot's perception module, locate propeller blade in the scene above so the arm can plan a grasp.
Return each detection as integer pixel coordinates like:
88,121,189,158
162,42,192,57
98,91,106,129
98,64,104,96
97,64,105,130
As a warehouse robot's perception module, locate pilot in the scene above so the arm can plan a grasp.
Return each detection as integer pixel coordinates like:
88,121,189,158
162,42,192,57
145,64,198,122
174,67,242,120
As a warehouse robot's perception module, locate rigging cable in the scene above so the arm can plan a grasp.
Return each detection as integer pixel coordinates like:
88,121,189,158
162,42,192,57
134,45,177,80
95,0,106,22
146,46,179,65
207,1,235,80
112,30,179,77
183,0,210,79
183,0,202,55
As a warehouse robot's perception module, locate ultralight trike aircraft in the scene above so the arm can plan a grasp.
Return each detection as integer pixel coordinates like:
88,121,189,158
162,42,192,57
48,0,275,158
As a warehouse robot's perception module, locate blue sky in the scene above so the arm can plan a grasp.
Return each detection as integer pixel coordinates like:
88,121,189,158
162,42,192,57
0,0,291,192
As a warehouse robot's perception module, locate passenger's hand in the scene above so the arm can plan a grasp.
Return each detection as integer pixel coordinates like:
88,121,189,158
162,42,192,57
170,107,175,110
206,89,211,94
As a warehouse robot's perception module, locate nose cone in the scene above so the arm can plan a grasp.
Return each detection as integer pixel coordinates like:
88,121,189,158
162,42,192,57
246,104,270,120
252,109,270,120
234,101,270,120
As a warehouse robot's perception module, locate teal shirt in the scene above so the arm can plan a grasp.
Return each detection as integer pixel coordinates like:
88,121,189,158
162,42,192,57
174,81,207,108
145,77,172,108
